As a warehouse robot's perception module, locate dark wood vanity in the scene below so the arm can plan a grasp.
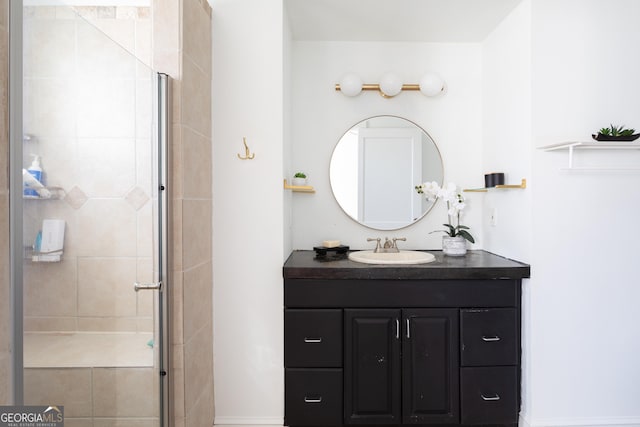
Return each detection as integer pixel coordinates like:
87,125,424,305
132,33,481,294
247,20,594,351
283,250,530,427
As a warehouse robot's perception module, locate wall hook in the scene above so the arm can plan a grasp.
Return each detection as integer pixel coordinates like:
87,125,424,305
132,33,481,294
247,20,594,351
237,137,255,160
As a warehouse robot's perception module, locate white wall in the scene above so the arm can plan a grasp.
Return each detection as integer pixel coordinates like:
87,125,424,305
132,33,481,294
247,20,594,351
481,2,534,421
290,42,484,250
527,1,640,426
211,0,285,423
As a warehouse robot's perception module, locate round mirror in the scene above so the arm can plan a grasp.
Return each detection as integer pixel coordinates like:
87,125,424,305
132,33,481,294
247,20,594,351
329,116,443,230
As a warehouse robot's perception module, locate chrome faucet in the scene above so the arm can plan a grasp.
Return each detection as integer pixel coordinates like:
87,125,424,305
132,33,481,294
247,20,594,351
368,237,406,253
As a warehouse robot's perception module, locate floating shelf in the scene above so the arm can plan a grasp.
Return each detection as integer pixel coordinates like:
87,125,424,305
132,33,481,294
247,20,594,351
464,179,527,193
539,141,640,170
283,179,315,193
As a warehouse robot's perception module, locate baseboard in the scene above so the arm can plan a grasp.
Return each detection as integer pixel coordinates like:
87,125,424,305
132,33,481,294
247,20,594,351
214,416,283,425
520,414,640,427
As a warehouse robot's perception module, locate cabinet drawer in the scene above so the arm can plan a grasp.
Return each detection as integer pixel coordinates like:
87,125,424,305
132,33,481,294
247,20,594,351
461,366,518,425
285,368,343,426
285,309,342,367
460,308,517,366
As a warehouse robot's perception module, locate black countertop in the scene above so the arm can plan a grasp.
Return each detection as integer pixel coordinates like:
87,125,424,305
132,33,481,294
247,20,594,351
283,250,530,280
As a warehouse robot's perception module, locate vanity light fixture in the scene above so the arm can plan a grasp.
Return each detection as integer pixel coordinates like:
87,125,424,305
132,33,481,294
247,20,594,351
336,72,445,98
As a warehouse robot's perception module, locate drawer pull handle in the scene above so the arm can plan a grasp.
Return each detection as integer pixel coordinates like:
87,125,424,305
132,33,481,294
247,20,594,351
395,319,400,339
304,397,323,403
482,335,501,342
406,318,411,339
304,338,322,343
481,393,501,401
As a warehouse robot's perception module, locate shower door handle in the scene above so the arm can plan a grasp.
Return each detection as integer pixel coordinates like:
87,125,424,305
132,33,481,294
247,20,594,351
134,281,162,292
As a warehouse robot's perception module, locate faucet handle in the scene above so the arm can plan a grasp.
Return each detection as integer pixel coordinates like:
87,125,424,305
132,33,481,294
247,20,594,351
367,238,382,252
392,237,407,249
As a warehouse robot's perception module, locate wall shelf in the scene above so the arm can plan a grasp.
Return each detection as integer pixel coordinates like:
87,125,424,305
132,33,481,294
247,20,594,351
464,178,527,192
23,187,65,200
283,179,315,193
539,141,640,171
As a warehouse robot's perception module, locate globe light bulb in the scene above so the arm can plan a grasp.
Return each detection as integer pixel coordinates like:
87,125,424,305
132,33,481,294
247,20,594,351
339,73,363,97
379,72,403,97
419,73,445,97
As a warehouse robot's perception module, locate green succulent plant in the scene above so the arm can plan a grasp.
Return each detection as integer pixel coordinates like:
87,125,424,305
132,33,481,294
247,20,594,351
294,172,307,178
598,124,636,136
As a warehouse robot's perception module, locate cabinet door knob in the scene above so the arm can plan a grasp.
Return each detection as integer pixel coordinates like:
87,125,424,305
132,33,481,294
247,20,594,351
304,337,322,343
481,393,501,401
482,335,501,342
304,397,323,403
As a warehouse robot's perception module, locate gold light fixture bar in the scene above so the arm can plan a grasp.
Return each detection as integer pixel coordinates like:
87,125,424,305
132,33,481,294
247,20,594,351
335,83,421,92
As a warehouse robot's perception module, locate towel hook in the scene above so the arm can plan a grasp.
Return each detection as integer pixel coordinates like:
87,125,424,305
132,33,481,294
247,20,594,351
237,137,255,160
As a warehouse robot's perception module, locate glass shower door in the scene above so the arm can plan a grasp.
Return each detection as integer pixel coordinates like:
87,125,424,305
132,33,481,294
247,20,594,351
13,3,168,425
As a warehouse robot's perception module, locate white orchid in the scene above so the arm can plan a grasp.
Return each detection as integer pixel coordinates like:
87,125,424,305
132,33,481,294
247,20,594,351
414,181,475,243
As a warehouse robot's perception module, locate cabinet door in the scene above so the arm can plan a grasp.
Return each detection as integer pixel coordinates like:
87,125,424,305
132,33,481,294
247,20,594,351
344,309,401,424
402,309,459,424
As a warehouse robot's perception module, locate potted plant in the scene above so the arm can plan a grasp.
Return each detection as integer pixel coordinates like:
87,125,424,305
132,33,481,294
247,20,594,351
292,172,308,186
415,182,475,256
592,124,640,141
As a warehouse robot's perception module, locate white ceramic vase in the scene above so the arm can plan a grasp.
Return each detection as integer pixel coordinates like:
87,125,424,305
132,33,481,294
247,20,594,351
442,236,467,256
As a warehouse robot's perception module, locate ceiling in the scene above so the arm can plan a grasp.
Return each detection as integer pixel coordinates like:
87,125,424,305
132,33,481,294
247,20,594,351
285,0,522,43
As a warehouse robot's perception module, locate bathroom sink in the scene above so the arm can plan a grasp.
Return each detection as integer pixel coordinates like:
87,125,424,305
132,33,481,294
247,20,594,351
348,250,436,265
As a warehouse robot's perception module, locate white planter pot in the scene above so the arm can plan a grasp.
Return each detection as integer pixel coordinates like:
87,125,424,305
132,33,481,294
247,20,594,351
442,236,467,256
292,177,307,186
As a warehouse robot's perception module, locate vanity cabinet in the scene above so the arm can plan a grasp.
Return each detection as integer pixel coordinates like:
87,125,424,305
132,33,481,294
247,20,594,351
283,250,530,427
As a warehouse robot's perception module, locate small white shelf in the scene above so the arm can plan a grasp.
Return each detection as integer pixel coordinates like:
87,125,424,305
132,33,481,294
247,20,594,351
539,141,640,170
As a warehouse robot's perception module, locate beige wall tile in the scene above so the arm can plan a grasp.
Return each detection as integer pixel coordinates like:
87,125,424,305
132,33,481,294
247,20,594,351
170,200,183,272
183,0,211,78
77,317,138,332
181,56,211,138
0,351,10,405
76,200,136,257
182,127,212,200
151,0,180,78
24,19,75,78
136,197,153,259
184,319,213,415
23,78,77,137
182,199,212,270
94,418,157,427
24,368,92,417
0,195,9,352
24,259,77,317
135,137,153,193
135,19,152,71
76,78,135,139
185,377,214,427
93,367,155,417
24,316,77,332
77,257,137,317
171,124,184,200
171,343,185,419
170,271,184,345
0,0,7,29
183,261,212,343
76,19,136,79
77,139,136,198
63,419,94,427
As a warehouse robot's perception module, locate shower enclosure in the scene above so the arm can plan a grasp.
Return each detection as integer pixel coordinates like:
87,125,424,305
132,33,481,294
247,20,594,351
9,2,169,425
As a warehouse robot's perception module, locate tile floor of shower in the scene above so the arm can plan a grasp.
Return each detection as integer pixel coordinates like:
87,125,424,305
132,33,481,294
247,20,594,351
24,331,157,427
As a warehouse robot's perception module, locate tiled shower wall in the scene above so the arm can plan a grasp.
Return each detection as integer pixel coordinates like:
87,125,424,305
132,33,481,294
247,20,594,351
152,0,214,425
0,0,10,406
22,6,153,333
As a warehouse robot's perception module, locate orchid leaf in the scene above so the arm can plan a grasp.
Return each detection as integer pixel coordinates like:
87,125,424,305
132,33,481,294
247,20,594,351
458,229,475,243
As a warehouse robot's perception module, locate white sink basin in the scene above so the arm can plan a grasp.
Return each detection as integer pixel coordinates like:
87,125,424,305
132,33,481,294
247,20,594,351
348,250,436,265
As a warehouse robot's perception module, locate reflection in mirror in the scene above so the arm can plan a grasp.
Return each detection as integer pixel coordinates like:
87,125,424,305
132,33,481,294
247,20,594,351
330,116,443,230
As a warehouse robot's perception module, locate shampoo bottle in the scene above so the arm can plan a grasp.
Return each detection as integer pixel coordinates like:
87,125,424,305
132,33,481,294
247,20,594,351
24,155,44,198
